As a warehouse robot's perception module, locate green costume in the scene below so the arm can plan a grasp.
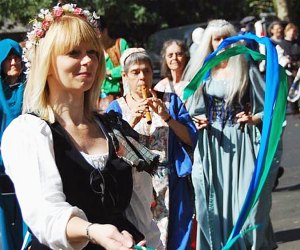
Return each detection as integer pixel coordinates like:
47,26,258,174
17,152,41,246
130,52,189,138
101,38,129,95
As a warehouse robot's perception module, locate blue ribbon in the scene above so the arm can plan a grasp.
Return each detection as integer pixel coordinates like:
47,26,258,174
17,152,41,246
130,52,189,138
183,32,286,249
207,33,281,249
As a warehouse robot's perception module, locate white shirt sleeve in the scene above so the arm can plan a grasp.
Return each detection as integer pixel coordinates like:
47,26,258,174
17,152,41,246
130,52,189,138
276,44,289,68
1,114,88,250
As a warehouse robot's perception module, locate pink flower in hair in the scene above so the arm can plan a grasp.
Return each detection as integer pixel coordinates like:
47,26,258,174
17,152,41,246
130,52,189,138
53,7,64,17
42,20,51,30
73,7,83,15
35,29,45,38
23,3,99,76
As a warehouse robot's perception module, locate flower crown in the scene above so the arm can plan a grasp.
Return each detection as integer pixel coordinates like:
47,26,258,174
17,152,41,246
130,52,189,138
23,3,99,75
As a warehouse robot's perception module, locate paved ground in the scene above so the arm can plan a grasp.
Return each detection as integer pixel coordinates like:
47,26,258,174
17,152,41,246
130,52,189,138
271,114,300,249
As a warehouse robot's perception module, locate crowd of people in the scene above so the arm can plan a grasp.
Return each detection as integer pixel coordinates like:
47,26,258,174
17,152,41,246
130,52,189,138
0,2,298,250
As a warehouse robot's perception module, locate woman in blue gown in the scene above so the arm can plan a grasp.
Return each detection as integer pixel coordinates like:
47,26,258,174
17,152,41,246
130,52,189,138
0,39,26,250
184,20,278,250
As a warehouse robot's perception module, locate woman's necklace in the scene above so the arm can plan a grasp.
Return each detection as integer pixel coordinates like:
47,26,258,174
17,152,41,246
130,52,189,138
130,92,143,102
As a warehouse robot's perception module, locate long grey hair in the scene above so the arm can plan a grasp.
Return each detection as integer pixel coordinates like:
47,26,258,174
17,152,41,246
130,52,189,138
182,19,249,105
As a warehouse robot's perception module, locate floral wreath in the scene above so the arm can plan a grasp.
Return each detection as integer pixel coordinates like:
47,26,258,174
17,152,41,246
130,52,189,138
23,3,99,75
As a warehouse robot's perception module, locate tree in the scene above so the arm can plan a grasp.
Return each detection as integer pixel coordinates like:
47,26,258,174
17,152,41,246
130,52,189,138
0,0,53,24
1,0,299,45
286,0,300,27
273,0,289,21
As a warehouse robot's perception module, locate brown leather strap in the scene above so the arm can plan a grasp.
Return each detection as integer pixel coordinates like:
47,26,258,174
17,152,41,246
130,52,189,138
106,38,121,67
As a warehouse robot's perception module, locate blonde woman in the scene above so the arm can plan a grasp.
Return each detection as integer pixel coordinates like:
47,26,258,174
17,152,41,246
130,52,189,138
185,19,277,249
1,4,150,250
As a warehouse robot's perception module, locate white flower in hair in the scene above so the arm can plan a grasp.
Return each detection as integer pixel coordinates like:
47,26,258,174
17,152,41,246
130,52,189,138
22,3,99,76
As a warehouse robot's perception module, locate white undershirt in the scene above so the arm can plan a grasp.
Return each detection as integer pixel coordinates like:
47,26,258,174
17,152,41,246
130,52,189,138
1,114,98,250
80,151,108,171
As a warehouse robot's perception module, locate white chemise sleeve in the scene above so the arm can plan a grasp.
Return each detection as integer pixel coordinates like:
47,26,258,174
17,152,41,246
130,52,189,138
1,114,88,250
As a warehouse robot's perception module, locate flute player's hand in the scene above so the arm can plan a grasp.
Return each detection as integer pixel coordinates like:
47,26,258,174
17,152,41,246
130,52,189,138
129,99,148,128
148,89,170,121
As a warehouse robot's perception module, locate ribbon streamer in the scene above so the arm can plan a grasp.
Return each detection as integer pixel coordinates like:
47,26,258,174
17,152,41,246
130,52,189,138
183,33,287,249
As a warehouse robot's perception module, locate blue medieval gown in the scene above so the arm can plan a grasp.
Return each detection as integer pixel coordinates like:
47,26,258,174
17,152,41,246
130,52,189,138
187,63,278,250
0,39,27,250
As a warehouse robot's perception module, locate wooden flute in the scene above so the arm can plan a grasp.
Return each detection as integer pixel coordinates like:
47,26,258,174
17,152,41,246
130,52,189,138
141,85,152,125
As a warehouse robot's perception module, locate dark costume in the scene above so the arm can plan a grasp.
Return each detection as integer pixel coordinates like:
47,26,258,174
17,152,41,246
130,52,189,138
0,39,26,250
28,112,157,249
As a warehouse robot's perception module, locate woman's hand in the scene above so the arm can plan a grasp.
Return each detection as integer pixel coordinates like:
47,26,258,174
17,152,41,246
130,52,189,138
133,239,148,249
192,115,209,130
129,99,149,128
236,111,262,126
147,89,193,146
88,224,135,250
147,89,169,121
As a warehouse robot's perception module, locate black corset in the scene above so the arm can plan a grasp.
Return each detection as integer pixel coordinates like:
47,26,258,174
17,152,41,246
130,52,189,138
206,95,245,127
29,114,144,249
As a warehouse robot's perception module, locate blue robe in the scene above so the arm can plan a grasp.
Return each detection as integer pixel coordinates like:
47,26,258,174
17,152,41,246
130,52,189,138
187,63,277,250
107,92,197,249
0,39,27,250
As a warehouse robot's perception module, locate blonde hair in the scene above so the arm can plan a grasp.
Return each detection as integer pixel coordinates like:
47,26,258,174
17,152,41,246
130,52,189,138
182,19,249,105
284,22,298,37
23,14,105,123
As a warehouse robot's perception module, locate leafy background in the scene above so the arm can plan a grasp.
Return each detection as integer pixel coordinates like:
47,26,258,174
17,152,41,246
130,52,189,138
0,0,299,46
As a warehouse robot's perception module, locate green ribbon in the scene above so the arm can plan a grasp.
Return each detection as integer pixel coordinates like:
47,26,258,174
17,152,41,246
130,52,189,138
253,66,287,204
183,45,265,101
183,42,288,249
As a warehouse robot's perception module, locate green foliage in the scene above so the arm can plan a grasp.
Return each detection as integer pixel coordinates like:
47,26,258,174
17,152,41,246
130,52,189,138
1,0,298,46
246,0,274,14
0,0,53,24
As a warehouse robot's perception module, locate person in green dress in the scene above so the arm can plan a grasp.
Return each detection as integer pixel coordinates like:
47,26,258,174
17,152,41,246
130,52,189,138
96,17,129,112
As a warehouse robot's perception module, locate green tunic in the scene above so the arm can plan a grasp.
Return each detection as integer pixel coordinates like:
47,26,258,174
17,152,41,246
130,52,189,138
101,38,129,95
